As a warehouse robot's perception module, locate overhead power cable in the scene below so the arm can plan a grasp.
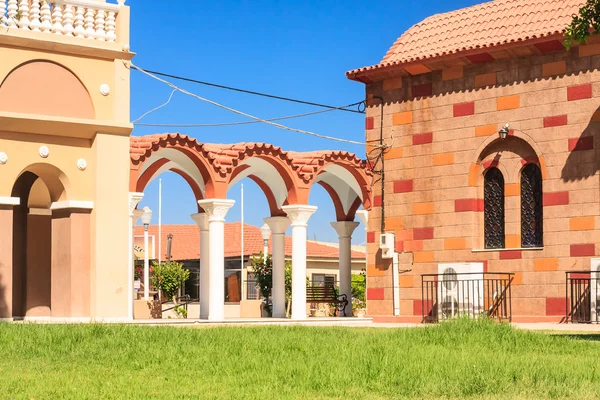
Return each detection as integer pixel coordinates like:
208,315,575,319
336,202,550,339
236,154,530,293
134,100,363,127
138,68,365,114
130,62,367,146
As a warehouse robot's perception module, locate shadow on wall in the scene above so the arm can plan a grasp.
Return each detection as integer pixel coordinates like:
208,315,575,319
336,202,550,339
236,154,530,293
561,106,600,182
0,270,7,318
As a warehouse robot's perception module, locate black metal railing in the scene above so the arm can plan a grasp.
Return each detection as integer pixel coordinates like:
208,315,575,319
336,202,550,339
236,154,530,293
566,271,600,324
246,278,261,300
161,295,197,318
421,272,514,323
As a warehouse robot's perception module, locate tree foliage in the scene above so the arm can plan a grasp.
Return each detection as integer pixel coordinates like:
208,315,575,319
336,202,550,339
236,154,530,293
149,260,190,300
565,0,600,48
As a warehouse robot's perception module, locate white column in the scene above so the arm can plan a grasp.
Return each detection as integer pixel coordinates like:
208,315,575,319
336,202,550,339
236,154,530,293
198,199,235,321
331,221,360,317
264,216,290,318
191,212,210,319
282,205,317,320
128,192,143,320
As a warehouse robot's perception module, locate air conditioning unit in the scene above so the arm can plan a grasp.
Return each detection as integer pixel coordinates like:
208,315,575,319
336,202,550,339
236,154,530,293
380,233,395,259
437,263,484,320
591,258,600,323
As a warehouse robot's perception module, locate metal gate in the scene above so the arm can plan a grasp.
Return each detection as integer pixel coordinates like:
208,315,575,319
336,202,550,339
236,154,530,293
566,271,600,323
421,272,514,323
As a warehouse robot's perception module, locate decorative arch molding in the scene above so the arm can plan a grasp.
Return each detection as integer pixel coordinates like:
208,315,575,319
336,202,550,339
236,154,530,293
12,163,71,202
471,135,546,186
0,60,95,119
129,134,373,217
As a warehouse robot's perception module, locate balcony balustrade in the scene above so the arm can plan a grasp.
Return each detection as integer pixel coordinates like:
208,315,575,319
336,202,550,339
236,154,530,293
0,0,124,42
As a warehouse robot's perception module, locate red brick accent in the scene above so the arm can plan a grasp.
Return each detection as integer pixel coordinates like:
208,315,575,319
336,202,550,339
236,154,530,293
570,244,596,257
411,83,433,98
395,240,404,253
567,84,593,101
413,227,434,240
546,298,567,316
454,102,475,117
466,53,494,64
520,157,538,166
413,299,433,316
393,180,414,193
482,159,499,169
499,251,522,260
534,40,565,53
413,132,433,145
367,288,384,301
367,232,375,244
568,136,594,152
571,272,591,279
543,192,569,206
543,115,568,128
365,117,374,130
455,199,484,212
373,195,382,207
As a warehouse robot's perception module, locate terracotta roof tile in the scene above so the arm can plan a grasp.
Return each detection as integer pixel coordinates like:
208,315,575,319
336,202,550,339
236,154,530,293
134,223,366,261
130,134,370,184
347,0,584,78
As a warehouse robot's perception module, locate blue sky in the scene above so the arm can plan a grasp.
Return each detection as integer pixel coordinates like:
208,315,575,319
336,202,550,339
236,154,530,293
131,0,481,244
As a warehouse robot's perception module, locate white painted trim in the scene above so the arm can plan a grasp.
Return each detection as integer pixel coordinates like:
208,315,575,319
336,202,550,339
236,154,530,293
50,200,94,210
56,0,121,12
0,196,20,206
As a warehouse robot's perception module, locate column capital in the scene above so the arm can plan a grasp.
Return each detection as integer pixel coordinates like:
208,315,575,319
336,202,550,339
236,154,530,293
190,212,209,231
197,199,235,222
264,216,290,235
128,192,144,216
331,221,360,239
282,205,317,227
355,210,368,227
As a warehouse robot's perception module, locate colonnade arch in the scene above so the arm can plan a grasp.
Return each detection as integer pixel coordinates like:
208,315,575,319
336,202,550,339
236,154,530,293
129,133,372,320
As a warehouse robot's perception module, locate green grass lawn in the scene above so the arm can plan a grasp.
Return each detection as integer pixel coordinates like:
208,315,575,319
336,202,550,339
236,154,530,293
1,320,600,399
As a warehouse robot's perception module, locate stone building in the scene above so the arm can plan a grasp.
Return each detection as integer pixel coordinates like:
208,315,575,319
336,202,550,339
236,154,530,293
347,0,600,322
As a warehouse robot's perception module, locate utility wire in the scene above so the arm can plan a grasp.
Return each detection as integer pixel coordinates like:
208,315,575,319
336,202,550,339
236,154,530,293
130,62,368,146
134,101,362,127
139,68,365,114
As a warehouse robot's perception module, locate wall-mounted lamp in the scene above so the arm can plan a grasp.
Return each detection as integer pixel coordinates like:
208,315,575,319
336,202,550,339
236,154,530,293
499,123,510,140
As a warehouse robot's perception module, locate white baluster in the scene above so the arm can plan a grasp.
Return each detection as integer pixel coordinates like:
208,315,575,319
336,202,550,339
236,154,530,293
51,1,62,34
17,0,29,29
84,7,95,39
40,0,50,32
62,3,73,36
105,10,115,42
73,5,84,37
0,0,7,26
7,0,16,27
29,0,41,31
94,8,105,41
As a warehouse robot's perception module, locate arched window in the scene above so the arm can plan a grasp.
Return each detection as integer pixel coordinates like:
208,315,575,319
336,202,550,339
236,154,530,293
484,168,505,249
521,164,543,248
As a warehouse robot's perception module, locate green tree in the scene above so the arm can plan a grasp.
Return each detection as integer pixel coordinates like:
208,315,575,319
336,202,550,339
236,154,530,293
150,260,190,301
566,0,600,48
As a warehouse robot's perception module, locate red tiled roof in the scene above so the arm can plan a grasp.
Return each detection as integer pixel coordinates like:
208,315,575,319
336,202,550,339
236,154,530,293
133,223,366,261
347,0,584,77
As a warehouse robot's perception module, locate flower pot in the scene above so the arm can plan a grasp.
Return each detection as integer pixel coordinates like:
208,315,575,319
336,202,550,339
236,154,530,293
355,308,366,318
134,280,141,291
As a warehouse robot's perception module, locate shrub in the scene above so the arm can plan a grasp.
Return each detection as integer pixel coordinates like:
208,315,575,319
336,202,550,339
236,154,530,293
149,260,190,301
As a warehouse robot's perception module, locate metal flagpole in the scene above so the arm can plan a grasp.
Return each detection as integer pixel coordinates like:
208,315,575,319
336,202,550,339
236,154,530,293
158,178,162,263
240,184,245,303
